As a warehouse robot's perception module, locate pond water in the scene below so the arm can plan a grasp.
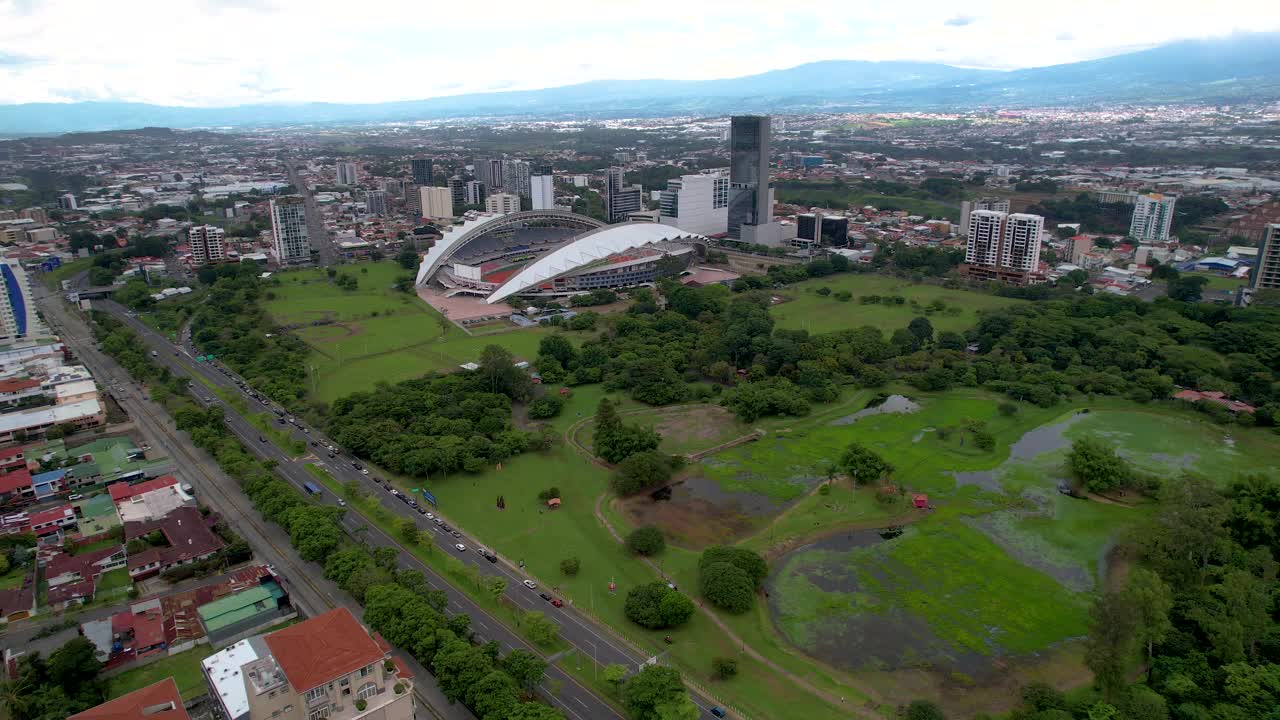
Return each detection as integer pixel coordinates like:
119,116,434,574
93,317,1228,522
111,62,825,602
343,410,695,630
830,394,921,426
952,412,1086,492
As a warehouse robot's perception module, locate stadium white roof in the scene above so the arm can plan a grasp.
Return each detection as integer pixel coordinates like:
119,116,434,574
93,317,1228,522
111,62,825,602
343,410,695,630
413,210,604,288
487,223,708,304
414,213,506,286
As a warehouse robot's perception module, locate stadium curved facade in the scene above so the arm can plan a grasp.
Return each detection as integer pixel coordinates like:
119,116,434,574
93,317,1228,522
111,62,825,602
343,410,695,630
414,211,708,304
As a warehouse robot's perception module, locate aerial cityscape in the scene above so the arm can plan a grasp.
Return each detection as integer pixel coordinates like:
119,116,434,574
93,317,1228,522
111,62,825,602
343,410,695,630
0,8,1278,720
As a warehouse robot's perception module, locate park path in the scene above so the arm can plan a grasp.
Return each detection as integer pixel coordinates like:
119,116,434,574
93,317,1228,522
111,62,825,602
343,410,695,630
568,415,890,719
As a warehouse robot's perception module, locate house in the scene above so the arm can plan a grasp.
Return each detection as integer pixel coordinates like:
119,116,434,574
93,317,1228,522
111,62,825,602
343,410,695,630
197,581,294,648
29,503,76,539
110,476,194,524
46,579,96,609
0,444,31,473
546,497,561,509
202,607,414,720
0,583,35,624
67,677,189,720
124,506,223,580
81,604,168,666
46,544,126,586
0,468,33,509
1173,389,1256,414
30,468,66,501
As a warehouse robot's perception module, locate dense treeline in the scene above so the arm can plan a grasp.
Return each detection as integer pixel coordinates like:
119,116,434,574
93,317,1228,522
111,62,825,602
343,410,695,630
327,346,543,478
0,637,105,720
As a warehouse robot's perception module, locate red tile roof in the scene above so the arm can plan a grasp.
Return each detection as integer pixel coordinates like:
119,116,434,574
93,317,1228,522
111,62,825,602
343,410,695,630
0,469,31,495
0,378,41,394
68,677,190,720
124,507,223,573
46,544,123,582
0,445,29,461
47,579,95,605
29,504,74,530
109,475,177,503
265,607,385,693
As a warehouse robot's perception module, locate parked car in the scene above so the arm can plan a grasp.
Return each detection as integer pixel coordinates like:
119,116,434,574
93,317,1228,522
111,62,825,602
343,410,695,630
523,580,537,590
258,436,266,442
433,518,444,526
68,494,83,501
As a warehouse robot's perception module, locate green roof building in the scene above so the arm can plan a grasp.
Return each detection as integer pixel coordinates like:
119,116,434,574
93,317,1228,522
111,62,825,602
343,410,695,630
197,581,292,648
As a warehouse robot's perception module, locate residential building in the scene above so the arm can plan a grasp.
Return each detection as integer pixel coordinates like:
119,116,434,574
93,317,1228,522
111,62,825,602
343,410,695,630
124,506,224,580
1065,235,1094,265
0,258,47,344
727,115,776,240
188,224,227,266
58,193,77,210
447,177,467,211
69,678,190,720
1129,193,1176,243
1253,223,1280,290
402,184,421,216
502,159,531,198
465,180,487,206
410,157,433,187
1096,189,1138,205
419,186,454,220
0,398,104,443
959,197,1011,234
604,167,642,223
20,207,47,224
335,162,359,186
962,210,1045,284
530,165,555,210
363,190,388,217
658,173,729,236
270,196,311,265
110,475,195,524
475,158,503,190
202,607,413,720
197,581,295,648
30,503,77,538
485,193,521,214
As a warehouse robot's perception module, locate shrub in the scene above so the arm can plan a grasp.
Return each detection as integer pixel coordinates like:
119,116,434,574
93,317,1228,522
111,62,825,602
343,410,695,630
698,546,767,588
624,581,694,629
394,683,405,694
355,699,367,712
612,451,674,495
816,286,831,296
625,526,666,556
560,557,580,576
712,657,738,680
528,395,565,419
537,487,561,502
699,561,754,613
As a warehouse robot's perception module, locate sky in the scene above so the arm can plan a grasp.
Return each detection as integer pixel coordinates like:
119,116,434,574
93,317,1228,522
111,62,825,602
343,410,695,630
0,0,1277,107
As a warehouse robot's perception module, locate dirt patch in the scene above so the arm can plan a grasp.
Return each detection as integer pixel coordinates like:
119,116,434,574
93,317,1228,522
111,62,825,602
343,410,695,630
650,405,736,444
300,322,365,343
616,483,765,549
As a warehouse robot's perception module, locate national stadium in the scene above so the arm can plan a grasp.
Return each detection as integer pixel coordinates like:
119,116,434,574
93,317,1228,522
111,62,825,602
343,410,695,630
413,210,710,307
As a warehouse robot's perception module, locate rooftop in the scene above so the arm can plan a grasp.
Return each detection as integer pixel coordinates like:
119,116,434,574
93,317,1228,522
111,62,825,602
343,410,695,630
201,636,265,720
67,677,190,720
263,607,385,693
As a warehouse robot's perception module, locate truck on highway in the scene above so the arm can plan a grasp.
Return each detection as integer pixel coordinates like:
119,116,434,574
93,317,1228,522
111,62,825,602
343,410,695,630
303,481,322,496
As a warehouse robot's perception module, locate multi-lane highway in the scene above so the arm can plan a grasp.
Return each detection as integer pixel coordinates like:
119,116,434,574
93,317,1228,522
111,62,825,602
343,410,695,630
92,298,729,720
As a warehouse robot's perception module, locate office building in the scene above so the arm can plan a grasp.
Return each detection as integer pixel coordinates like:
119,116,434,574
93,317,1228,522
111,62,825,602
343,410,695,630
0,259,47,343
201,607,413,720
448,177,467,211
419,186,454,219
382,179,405,195
335,162,359,186
959,197,1011,234
502,159,531,198
531,165,555,211
961,210,1044,284
475,159,503,190
1253,224,1280,290
485,192,521,214
728,115,771,236
364,190,388,216
403,184,421,216
269,196,311,265
604,166,643,224
187,225,227,266
57,193,77,210
796,213,850,246
411,157,434,187
465,180,487,206
658,173,729,236
1129,193,1176,243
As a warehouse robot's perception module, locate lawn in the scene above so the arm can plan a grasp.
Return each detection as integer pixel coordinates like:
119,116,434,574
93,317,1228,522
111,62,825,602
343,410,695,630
0,568,26,589
262,262,556,402
95,568,133,595
39,257,93,289
1188,271,1247,294
774,186,960,221
771,274,1023,336
108,645,214,701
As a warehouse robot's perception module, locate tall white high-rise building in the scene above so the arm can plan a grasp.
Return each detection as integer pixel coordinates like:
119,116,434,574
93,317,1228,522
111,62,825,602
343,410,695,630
270,196,311,265
1001,213,1044,272
57,193,77,210
364,190,389,216
963,210,1044,283
485,193,521,214
1253,224,1280,291
530,167,555,211
605,167,642,223
0,259,46,343
419,186,454,219
1129,193,1176,243
502,159,531,198
475,159,503,190
335,162,359,186
465,181,487,206
965,210,1005,267
658,173,729,236
188,224,227,266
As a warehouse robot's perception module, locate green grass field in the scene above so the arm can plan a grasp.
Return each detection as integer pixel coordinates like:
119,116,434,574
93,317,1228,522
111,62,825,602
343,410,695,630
262,262,555,402
771,275,1024,336
108,645,215,700
1188,271,1247,294
39,257,93,289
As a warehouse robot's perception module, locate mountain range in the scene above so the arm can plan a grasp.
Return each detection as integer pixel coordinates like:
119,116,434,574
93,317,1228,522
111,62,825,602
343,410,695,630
2,33,1278,135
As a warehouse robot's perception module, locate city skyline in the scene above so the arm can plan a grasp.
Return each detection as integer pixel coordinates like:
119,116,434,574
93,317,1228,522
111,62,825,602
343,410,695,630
0,1,1274,107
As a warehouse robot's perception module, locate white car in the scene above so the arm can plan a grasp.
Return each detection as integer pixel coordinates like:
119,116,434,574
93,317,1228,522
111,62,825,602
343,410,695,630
523,580,537,590
426,512,434,520
454,543,467,552
360,469,369,475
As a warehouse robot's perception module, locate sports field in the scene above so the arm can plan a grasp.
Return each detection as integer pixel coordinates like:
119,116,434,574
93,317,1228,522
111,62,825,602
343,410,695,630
771,274,1024,335
262,262,553,401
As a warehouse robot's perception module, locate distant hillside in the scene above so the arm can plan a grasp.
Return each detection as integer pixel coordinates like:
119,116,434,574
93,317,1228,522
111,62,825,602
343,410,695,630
1,33,1277,135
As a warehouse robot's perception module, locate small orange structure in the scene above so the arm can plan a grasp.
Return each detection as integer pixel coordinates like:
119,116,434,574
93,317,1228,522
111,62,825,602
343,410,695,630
913,494,929,509
559,386,572,396
546,497,562,509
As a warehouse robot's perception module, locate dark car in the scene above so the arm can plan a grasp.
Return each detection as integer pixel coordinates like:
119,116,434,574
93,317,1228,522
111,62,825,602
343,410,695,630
327,452,336,458
258,436,266,442
417,507,426,515
539,592,552,602
710,708,726,718
450,530,461,538
352,462,363,470
440,522,450,531
382,483,392,491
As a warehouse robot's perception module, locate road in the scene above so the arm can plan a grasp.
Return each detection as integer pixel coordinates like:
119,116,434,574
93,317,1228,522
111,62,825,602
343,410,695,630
33,285,471,720
94,298,730,720
285,160,336,266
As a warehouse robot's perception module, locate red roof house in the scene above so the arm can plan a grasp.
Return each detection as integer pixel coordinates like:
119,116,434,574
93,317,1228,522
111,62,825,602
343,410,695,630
264,607,386,693
68,677,190,720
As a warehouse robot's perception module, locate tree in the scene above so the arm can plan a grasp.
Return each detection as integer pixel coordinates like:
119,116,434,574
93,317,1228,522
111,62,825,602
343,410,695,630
712,657,738,680
487,576,507,604
1085,591,1138,702
698,546,768,588
528,396,564,419
502,649,547,695
560,557,580,576
699,561,755,613
603,663,629,693
623,665,693,720
840,442,893,485
395,247,419,269
592,398,661,463
509,703,567,720
1123,568,1173,674
521,610,559,647
1066,437,1132,493
907,316,934,345
1168,275,1209,302
612,451,674,495
538,335,576,367
399,517,419,544
904,700,947,720
478,344,532,400
626,526,666,556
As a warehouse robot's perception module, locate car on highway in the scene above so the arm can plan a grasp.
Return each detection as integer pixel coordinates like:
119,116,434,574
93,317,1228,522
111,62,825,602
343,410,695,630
450,530,461,538
454,543,467,552
360,468,369,475
382,483,392,491
352,462,362,470
328,452,336,458
338,499,347,507
523,580,537,590
425,512,434,520
710,708,726,718
539,592,552,602
258,436,266,442
550,598,564,608
417,507,426,515
390,489,400,496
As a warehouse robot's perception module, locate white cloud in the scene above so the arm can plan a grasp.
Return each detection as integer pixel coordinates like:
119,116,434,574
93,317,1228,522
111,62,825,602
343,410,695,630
0,0,1275,105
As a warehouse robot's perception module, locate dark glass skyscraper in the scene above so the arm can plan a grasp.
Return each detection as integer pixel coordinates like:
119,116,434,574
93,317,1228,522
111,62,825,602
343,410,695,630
411,157,433,186
728,115,772,238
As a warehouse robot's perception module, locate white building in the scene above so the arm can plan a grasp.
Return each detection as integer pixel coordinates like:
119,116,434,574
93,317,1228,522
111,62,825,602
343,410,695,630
188,225,227,266
1001,213,1044,272
419,186,454,220
465,180,487,206
1129,193,1176,243
605,167,642,223
0,259,47,344
959,197,1011,235
364,190,388,216
502,159,531,198
269,196,311,265
964,210,1044,282
965,210,1004,267
531,173,555,211
485,193,521,214
658,174,729,236
335,161,359,186
57,193,77,210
